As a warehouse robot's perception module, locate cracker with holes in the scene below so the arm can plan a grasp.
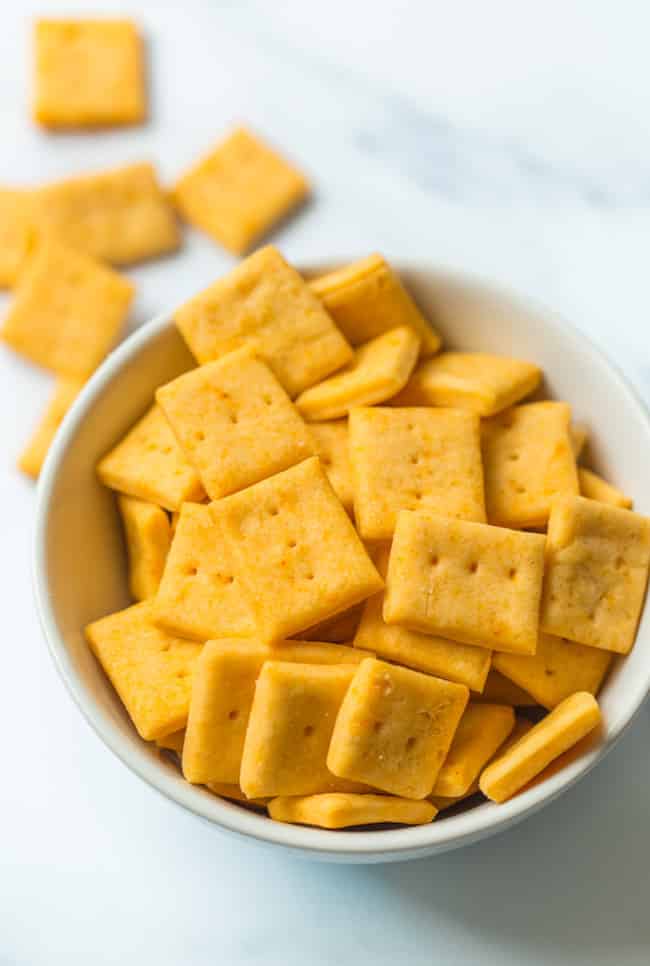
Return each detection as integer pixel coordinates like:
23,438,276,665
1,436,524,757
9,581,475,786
154,502,255,642
295,327,420,421
18,376,84,479
482,401,579,529
479,692,602,802
349,406,485,540
309,254,441,355
173,127,309,254
240,662,362,798
308,421,354,512
432,703,515,797
0,188,35,288
182,639,374,785
118,495,171,601
156,347,315,500
1,238,134,378
269,793,436,828
384,510,546,654
392,351,541,416
34,19,146,128
353,545,491,691
328,658,469,798
217,457,383,642
578,467,632,509
174,246,352,397
37,163,179,265
493,632,612,710
85,600,202,741
540,495,650,654
98,405,206,511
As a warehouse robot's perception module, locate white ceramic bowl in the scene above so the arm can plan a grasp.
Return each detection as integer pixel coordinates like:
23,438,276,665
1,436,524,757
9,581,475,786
34,263,650,863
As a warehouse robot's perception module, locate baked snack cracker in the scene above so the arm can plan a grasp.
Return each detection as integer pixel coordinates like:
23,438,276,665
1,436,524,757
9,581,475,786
0,188,35,288
432,703,515,797
308,421,354,512
18,376,84,478
118,495,171,601
578,467,633,509
269,793,436,828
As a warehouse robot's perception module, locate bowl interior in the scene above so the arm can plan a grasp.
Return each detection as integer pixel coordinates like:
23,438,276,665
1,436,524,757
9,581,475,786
36,264,650,861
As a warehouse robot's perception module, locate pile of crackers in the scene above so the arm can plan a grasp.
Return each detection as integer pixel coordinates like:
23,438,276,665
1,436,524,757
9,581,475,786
1,19,310,478
85,244,650,830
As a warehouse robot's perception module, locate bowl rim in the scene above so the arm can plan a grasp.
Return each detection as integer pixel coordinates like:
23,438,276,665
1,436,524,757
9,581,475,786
33,261,650,860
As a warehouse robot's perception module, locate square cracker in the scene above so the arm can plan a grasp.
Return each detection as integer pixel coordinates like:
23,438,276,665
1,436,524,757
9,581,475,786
392,351,541,416
479,691,601,803
182,639,373,785
432,702,515,797
308,421,354,512
34,19,145,128
0,188,35,288
578,467,633,509
353,545,491,692
268,793,436,828
172,127,309,254
154,502,255,642
309,254,441,355
1,238,134,378
240,662,360,798
85,600,202,741
301,602,363,642
174,246,352,397
156,347,315,500
384,510,546,655
37,163,179,265
97,405,206,512
482,401,579,529
18,376,84,478
349,406,486,540
540,494,650,654
295,326,420,421
493,631,613,710
217,457,383,642
327,658,469,799
475,670,536,707
118,495,171,601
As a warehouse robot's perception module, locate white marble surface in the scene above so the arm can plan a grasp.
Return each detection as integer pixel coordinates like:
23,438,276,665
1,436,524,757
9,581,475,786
2,2,650,963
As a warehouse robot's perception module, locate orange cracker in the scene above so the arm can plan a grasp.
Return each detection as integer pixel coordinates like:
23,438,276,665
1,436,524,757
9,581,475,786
269,793,436,828
432,702,515,797
0,188,35,288
308,421,354,512
18,376,84,478
118,495,171,601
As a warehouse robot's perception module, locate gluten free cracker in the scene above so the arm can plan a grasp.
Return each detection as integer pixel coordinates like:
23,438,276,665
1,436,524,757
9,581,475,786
309,254,441,355
384,510,546,655
295,326,420,421
156,347,314,500
85,600,202,741
174,246,352,397
349,406,485,540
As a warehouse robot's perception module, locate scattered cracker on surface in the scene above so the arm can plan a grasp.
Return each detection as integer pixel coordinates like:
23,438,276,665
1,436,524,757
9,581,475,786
540,494,650,654
173,127,309,254
18,376,84,478
174,246,352,397
36,163,179,265
353,545,491,691
118,495,171,601
384,510,546,655
154,502,256,642
0,188,36,288
1,238,133,378
85,600,202,741
156,347,315,500
269,793,436,828
432,703,515,797
309,254,441,355
479,692,602,803
34,19,146,128
392,351,541,416
578,467,633,509
216,457,383,643
97,405,206,512
308,421,354,512
240,662,362,799
328,658,469,799
295,326,420,421
493,631,613,710
481,401,579,529
349,406,486,540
